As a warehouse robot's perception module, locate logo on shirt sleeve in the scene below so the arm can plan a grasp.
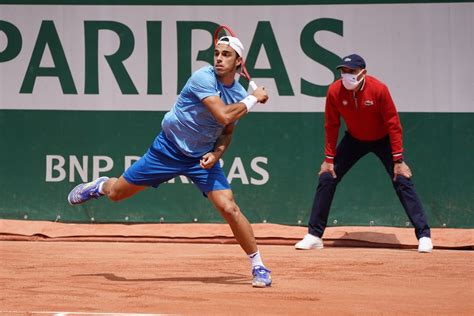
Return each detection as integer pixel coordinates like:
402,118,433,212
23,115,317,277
364,100,374,106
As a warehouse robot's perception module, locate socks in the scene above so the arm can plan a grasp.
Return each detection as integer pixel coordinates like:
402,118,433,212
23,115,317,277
98,181,106,195
248,250,264,268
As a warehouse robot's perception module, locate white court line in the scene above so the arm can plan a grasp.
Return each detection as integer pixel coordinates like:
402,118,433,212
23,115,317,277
0,312,173,316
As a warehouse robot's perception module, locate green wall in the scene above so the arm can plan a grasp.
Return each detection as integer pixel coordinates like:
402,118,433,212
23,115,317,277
1,110,472,227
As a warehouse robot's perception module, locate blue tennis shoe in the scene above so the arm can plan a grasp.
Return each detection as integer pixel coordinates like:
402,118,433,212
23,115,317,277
67,176,109,205
252,265,272,288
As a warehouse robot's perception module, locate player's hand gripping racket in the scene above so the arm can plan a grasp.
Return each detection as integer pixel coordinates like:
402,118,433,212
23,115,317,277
213,25,258,91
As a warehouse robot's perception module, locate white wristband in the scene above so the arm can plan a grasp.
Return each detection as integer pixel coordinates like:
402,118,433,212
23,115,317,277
240,95,258,112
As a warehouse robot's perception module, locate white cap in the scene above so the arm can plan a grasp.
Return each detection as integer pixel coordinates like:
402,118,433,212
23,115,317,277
216,36,244,57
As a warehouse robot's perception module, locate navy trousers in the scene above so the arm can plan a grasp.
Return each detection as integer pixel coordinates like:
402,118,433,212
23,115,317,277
308,132,431,239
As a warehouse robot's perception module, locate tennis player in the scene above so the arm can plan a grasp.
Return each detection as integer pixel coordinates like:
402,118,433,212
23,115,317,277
68,36,272,287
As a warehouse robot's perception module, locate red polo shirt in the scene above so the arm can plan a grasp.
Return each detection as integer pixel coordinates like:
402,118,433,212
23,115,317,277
324,75,404,163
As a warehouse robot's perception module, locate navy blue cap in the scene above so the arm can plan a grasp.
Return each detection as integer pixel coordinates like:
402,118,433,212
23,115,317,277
336,54,366,69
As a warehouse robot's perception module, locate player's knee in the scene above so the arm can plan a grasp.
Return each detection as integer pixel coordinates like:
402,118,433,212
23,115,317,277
217,201,240,221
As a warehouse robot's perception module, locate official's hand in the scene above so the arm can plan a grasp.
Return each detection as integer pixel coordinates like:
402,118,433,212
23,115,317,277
200,152,219,169
252,86,269,104
393,161,412,181
319,161,337,178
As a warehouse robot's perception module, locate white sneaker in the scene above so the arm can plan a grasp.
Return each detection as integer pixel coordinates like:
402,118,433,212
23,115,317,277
418,237,433,253
295,234,324,250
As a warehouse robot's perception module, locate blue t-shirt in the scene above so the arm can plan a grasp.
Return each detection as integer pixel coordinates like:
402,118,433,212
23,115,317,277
161,66,248,158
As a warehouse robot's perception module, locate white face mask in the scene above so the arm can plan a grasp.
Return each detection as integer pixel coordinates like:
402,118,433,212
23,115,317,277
341,70,365,90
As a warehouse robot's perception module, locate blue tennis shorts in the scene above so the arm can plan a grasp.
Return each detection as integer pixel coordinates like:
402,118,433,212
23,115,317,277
123,132,230,195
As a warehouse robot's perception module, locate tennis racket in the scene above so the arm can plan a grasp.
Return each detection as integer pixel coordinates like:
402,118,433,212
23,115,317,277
213,25,258,91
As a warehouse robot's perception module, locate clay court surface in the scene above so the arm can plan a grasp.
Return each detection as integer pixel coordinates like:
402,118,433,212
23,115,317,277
1,220,473,315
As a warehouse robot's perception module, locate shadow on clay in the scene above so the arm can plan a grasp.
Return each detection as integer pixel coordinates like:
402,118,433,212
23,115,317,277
73,272,250,285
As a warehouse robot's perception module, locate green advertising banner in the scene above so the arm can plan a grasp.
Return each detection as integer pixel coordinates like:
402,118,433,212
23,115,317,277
0,1,473,227
0,110,472,227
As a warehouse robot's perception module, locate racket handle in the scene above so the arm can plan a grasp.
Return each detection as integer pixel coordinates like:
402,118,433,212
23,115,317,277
249,81,258,91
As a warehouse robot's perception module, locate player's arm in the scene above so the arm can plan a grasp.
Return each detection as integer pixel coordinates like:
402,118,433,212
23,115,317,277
202,87,268,126
200,124,235,169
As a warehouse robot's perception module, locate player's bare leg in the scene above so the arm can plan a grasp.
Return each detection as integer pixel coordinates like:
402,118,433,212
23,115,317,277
207,189,257,254
208,189,271,287
68,175,147,205
102,176,147,202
